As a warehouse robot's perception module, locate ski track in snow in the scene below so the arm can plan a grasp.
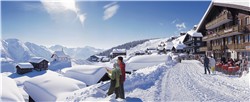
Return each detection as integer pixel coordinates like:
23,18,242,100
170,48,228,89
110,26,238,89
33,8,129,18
160,60,250,101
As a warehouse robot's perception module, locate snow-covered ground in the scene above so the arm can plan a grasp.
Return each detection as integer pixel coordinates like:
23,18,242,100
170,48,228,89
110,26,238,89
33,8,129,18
158,60,249,101
1,37,249,101
24,71,86,102
0,75,25,101
56,60,249,101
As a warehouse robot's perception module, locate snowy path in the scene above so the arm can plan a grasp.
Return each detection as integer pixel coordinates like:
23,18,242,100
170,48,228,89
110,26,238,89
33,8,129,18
160,60,250,101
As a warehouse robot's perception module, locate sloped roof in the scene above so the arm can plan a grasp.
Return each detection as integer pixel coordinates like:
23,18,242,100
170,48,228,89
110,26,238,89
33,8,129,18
29,57,48,63
165,41,174,50
187,30,203,37
214,0,249,10
174,43,186,50
197,0,250,31
17,63,34,69
53,51,68,57
172,34,187,45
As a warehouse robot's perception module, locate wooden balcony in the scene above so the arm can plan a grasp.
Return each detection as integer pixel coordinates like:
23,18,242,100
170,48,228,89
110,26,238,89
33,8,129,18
235,43,250,49
206,12,232,30
226,44,235,49
212,45,223,50
202,34,216,41
203,25,243,41
221,25,240,36
199,46,208,51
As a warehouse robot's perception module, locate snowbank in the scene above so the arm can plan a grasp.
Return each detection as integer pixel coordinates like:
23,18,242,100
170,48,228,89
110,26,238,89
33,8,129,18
62,65,106,85
0,75,25,101
59,62,174,101
126,55,168,71
24,71,86,102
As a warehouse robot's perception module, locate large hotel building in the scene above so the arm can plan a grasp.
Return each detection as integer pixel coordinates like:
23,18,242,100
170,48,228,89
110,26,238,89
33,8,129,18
197,0,250,61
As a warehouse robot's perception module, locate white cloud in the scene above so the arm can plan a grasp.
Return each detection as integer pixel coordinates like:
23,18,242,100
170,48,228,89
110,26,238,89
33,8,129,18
41,0,86,26
103,2,119,20
176,22,186,31
171,19,179,24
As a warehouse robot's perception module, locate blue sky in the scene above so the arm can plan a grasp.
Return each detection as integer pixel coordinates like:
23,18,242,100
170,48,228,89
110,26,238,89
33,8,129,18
2,0,210,49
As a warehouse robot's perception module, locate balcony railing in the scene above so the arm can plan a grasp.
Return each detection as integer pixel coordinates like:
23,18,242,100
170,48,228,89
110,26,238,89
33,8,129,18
206,12,232,29
212,45,223,50
226,44,235,49
199,46,208,51
203,25,242,41
235,43,250,49
222,25,239,35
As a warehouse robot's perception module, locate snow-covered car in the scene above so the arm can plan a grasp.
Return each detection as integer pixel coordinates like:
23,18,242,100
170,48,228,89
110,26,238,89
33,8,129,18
1,75,25,101
126,54,168,72
62,65,107,85
24,71,86,102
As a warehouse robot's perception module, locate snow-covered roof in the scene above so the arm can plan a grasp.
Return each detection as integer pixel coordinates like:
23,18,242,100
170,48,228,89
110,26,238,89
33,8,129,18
213,0,249,10
147,47,157,50
112,49,126,53
174,43,186,50
29,57,48,63
126,55,168,71
16,63,34,69
187,30,203,37
0,57,14,62
197,0,250,31
53,51,68,57
134,50,145,53
1,75,25,101
165,42,174,50
62,65,106,85
24,72,86,101
172,34,187,45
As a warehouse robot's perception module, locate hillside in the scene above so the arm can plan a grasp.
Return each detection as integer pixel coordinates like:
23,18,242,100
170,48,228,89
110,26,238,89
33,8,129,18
49,45,103,60
96,39,152,56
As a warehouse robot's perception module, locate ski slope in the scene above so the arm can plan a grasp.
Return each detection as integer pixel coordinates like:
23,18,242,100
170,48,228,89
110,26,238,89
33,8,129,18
159,60,250,101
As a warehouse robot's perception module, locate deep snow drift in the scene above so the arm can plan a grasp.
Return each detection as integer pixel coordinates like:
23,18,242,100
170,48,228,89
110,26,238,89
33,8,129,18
0,75,25,101
24,71,86,102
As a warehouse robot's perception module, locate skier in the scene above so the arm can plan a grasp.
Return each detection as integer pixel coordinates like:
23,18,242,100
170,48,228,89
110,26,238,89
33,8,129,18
204,55,210,74
209,56,216,74
106,62,121,99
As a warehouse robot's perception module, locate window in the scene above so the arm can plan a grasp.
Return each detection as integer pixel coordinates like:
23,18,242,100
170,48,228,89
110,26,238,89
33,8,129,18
245,34,249,42
246,17,250,25
228,37,232,44
249,34,250,42
238,19,241,25
197,37,201,41
197,43,201,46
238,35,241,44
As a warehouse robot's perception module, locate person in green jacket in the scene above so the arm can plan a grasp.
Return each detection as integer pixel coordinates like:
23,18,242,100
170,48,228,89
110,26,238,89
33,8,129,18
106,63,121,99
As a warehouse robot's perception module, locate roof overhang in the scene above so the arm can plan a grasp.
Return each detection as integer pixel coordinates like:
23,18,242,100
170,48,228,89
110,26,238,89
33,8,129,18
196,0,250,32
